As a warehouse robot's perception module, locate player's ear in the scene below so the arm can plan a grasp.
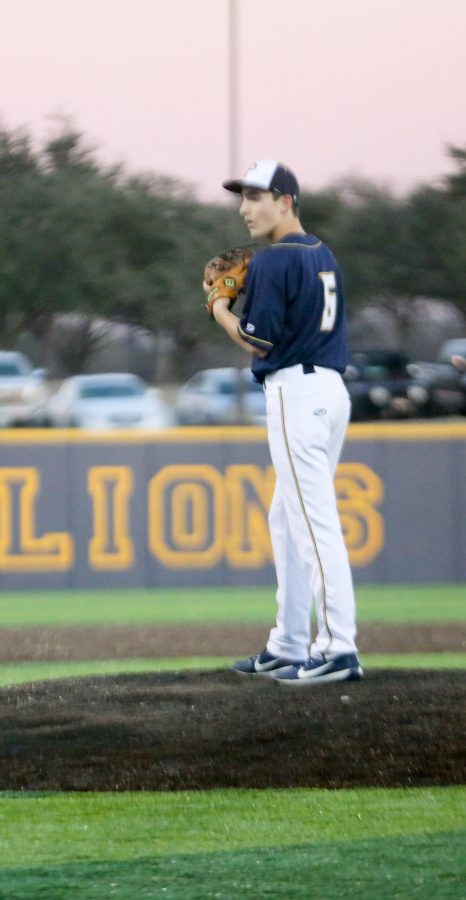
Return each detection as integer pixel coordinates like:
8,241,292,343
272,192,294,214
280,194,293,214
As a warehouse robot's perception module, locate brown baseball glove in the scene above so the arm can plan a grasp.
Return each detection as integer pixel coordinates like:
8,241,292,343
204,247,253,316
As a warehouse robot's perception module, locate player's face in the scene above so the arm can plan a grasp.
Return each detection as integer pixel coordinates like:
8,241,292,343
239,189,285,240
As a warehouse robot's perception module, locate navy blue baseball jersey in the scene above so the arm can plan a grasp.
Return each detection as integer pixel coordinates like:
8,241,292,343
238,233,348,383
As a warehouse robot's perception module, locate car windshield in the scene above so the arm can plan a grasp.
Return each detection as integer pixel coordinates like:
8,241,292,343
216,380,237,395
352,353,409,380
187,370,262,395
79,384,143,399
0,363,24,376
215,376,261,395
192,376,236,395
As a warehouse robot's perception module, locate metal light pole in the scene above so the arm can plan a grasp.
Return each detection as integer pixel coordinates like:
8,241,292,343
228,0,247,409
228,0,239,179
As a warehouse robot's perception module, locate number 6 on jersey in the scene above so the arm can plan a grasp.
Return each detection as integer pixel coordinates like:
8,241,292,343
319,271,337,332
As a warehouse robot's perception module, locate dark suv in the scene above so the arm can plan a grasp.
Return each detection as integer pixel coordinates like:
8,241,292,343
344,349,432,421
408,339,466,417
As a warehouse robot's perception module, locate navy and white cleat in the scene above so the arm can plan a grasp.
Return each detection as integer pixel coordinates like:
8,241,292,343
232,649,306,676
273,653,363,685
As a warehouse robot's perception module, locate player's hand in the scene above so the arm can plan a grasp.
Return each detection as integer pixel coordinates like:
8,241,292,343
452,355,466,372
203,247,252,317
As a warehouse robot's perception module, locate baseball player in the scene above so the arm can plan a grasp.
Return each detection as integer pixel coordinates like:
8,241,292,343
204,160,362,684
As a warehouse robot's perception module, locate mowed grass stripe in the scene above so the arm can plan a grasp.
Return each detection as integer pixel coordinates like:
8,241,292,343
0,584,465,627
0,832,464,900
0,787,464,866
0,652,465,686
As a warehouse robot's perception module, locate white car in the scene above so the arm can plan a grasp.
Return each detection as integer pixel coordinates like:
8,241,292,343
0,351,49,427
176,367,266,426
47,373,173,429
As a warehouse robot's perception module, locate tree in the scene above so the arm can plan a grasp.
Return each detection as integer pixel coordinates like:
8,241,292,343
0,127,38,176
0,123,464,377
443,144,466,199
0,123,246,375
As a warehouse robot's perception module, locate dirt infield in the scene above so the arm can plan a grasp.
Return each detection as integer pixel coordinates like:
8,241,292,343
0,623,464,792
0,623,464,660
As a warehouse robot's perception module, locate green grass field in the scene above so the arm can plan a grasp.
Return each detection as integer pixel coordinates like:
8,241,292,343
0,652,465,689
0,583,464,687
0,584,465,897
0,583,464,626
0,788,464,898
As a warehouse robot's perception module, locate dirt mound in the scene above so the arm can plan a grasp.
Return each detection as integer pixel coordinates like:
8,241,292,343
0,669,464,791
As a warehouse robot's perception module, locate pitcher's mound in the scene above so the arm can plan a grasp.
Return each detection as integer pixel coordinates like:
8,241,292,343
0,669,464,791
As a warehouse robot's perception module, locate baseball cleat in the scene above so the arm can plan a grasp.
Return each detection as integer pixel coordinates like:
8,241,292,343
273,653,363,685
232,649,306,676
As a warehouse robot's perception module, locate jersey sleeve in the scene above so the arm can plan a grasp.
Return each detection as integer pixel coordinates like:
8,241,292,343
238,251,286,353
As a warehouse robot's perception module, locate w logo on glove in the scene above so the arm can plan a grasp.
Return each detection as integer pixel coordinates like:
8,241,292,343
203,247,253,316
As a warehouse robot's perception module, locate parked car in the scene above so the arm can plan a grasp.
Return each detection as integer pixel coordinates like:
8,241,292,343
0,351,49,426
175,367,266,425
344,349,433,421
436,337,466,365
46,373,173,429
409,354,466,416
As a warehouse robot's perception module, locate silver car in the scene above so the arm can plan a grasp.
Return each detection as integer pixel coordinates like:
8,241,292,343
436,338,466,364
47,373,173,429
176,367,266,426
0,351,49,426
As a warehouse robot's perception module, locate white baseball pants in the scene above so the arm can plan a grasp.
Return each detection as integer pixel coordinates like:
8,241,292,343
264,364,358,660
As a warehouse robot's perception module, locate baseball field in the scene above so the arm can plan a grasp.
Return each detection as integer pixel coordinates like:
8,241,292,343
0,583,465,898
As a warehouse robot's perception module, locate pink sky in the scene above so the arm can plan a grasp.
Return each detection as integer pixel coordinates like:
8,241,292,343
0,0,464,200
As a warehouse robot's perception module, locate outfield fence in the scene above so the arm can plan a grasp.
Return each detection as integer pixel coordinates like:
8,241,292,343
0,422,465,588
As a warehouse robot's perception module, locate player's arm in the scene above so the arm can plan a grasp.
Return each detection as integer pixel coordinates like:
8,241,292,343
211,297,267,357
202,247,279,358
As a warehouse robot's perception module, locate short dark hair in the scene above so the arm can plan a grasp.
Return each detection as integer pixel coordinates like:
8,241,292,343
273,191,299,217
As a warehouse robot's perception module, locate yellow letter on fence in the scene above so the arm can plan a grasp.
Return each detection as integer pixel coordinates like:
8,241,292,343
148,464,225,568
225,464,275,567
88,467,134,569
335,462,384,566
0,468,73,571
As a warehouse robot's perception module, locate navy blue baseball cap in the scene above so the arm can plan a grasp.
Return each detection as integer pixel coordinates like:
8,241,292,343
223,160,300,203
